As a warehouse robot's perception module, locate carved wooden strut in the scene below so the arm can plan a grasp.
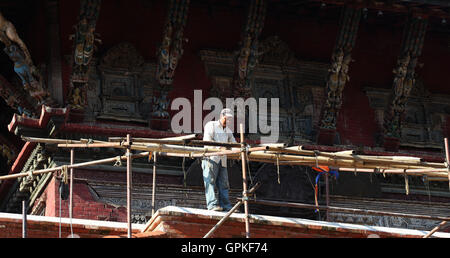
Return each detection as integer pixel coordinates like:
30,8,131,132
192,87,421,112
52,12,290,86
383,16,427,139
320,6,361,130
69,0,102,109
154,0,190,119
232,0,268,99
156,0,190,87
0,12,52,108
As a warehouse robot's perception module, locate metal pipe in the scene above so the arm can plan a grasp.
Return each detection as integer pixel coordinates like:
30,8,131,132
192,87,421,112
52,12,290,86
240,123,250,238
126,134,132,238
152,152,157,217
22,200,27,238
248,199,450,222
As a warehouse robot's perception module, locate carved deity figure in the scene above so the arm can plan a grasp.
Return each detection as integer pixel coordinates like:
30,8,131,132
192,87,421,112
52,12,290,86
69,87,83,109
0,12,51,105
157,25,173,84
0,12,34,68
70,17,101,80
3,44,37,90
1,144,14,165
152,91,170,118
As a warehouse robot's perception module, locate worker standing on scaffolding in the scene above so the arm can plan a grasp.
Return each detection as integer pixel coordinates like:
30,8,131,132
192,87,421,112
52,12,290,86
202,108,237,212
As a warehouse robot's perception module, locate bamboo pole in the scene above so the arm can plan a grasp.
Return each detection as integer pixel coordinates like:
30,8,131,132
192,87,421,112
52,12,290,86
108,133,198,142
203,183,260,238
240,123,251,239
246,152,445,170
126,134,132,238
248,199,450,222
22,200,27,238
69,148,74,238
152,152,157,217
0,151,150,181
423,221,447,238
445,138,450,190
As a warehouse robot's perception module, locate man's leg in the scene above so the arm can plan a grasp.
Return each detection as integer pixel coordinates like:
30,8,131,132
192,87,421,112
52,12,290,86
202,159,220,210
217,163,232,211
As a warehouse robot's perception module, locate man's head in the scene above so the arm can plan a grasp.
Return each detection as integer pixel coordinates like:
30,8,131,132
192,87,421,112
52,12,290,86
219,108,233,127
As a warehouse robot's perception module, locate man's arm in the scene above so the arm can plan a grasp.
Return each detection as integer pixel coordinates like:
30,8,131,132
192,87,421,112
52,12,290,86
203,121,214,142
228,129,237,143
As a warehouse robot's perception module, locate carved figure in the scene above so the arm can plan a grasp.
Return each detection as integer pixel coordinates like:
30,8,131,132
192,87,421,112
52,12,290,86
3,44,38,90
70,87,83,109
152,91,170,118
1,144,14,165
320,7,361,130
156,0,189,86
70,0,102,83
232,0,267,99
0,12,34,68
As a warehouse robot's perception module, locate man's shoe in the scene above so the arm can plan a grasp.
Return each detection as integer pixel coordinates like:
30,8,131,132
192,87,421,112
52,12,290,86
211,206,223,211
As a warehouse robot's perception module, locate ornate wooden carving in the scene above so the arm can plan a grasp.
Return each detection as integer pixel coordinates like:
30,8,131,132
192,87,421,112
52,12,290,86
153,0,190,124
95,42,152,123
68,0,102,110
156,0,190,88
365,77,447,150
199,38,328,143
320,6,361,130
383,16,428,141
0,12,52,106
232,0,268,99
70,0,101,84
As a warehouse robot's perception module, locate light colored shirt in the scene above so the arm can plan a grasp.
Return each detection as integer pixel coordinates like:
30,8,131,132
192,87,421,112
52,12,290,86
203,120,237,167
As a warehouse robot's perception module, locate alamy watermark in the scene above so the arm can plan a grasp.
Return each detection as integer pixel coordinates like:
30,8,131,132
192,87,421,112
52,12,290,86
170,90,280,143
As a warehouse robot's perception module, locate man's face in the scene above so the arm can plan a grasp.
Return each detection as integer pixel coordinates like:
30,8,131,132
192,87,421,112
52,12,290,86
220,115,232,127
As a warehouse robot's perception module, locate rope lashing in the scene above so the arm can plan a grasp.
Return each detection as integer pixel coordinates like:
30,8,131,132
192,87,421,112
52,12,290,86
404,169,409,195
276,154,280,184
312,165,338,213
113,156,122,167
61,165,69,185
148,151,153,162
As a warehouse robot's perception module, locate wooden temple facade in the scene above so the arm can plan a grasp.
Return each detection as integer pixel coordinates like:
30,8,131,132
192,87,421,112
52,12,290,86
0,0,449,237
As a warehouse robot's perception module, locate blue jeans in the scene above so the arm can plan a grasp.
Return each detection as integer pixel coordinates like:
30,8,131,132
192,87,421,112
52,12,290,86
201,159,232,211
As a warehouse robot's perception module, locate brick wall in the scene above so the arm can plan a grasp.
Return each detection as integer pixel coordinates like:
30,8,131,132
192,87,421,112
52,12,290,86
0,212,144,238
142,206,450,238
34,176,127,222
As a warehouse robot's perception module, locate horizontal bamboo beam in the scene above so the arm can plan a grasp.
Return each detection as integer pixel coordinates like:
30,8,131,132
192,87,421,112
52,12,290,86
0,152,150,181
248,199,450,222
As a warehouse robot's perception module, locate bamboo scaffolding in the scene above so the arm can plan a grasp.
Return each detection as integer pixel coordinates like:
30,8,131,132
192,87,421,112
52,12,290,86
5,133,450,239
11,136,449,180
203,182,261,238
423,221,448,238
0,151,151,181
240,123,251,239
126,134,132,238
248,199,450,222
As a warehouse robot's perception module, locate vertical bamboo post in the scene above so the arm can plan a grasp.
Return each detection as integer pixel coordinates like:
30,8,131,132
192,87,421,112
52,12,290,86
22,200,27,238
325,173,330,221
69,149,74,224
152,152,157,217
240,123,250,238
126,134,132,238
445,138,450,190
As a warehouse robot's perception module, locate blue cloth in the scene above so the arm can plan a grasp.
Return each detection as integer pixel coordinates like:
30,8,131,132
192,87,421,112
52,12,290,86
201,159,232,211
